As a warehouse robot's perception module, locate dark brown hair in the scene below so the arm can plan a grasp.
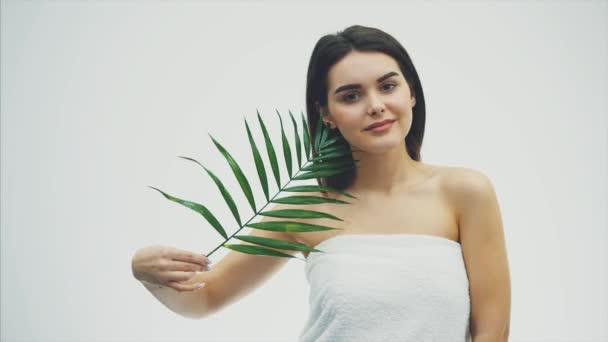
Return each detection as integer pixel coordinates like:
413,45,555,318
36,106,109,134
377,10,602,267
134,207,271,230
305,25,427,193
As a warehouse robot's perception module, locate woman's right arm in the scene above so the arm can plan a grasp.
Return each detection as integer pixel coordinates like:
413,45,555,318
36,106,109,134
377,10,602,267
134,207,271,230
131,205,301,319
131,246,215,319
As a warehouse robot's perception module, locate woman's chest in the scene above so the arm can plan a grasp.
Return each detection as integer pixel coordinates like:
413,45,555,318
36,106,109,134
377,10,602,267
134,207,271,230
290,171,460,257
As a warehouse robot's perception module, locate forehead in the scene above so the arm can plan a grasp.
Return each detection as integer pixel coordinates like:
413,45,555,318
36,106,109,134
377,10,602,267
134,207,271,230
327,51,400,87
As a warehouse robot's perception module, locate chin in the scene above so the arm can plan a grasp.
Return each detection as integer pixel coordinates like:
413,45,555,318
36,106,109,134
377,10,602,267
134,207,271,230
357,135,405,154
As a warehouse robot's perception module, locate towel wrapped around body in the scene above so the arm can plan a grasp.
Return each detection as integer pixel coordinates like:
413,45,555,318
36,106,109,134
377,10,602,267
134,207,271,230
298,233,472,342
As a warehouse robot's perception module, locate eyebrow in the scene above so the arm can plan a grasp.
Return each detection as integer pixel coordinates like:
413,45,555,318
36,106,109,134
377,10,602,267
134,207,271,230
333,71,400,95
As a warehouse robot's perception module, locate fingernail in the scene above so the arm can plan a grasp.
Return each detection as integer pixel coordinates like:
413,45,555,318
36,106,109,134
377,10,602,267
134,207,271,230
195,283,205,289
205,258,212,265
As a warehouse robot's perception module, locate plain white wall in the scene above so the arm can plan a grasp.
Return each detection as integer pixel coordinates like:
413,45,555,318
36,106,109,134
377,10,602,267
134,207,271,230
1,1,607,341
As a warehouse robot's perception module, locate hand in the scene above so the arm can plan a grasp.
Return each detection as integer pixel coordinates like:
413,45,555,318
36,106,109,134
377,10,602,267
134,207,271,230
131,245,212,292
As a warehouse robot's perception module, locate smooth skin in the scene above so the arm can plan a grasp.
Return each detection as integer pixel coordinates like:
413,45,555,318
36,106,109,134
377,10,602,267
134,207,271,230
132,50,511,340
131,211,300,317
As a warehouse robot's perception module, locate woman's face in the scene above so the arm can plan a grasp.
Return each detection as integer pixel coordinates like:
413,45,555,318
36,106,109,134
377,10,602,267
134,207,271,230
321,50,416,154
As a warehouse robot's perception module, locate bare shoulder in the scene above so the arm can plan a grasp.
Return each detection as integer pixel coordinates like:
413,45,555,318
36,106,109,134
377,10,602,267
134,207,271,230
440,165,493,193
439,165,495,216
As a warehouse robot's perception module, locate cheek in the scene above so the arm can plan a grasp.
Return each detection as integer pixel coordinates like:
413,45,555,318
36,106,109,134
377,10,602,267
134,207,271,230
334,121,363,147
336,123,360,143
403,115,413,134
398,111,414,137
329,106,361,130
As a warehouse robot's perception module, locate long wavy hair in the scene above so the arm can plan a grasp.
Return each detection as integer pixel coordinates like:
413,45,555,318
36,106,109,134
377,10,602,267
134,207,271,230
305,25,427,193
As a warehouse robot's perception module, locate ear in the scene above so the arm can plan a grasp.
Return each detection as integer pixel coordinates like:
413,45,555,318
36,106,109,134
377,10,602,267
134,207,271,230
321,112,335,128
411,95,416,108
315,101,335,127
322,115,334,128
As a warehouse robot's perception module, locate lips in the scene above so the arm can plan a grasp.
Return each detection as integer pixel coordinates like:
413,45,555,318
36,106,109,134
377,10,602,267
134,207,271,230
365,119,396,131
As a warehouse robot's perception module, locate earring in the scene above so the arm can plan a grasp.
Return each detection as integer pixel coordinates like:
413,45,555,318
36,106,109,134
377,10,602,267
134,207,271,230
319,109,332,129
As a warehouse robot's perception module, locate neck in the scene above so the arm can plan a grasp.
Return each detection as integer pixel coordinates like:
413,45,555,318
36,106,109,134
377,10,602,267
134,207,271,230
348,144,424,196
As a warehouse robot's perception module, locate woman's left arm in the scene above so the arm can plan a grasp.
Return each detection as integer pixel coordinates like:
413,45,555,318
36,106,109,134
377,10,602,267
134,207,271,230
452,169,511,341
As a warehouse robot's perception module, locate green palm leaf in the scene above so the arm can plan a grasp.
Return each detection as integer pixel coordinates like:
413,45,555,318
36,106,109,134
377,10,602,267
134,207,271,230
288,110,302,169
150,108,359,261
293,167,354,180
271,195,350,205
276,110,292,178
319,134,342,150
233,235,325,254
245,117,270,202
147,186,228,240
301,112,311,161
259,208,344,221
257,109,281,190
309,149,352,163
245,220,345,233
222,244,299,259
301,158,355,172
313,113,324,154
209,134,257,214
177,156,242,227
319,123,330,149
283,184,358,199
320,143,352,155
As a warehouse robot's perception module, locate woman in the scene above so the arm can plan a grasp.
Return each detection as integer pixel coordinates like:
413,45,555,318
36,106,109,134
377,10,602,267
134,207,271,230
131,25,511,342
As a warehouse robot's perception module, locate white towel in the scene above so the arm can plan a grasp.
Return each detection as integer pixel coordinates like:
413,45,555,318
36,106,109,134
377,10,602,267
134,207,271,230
298,234,472,342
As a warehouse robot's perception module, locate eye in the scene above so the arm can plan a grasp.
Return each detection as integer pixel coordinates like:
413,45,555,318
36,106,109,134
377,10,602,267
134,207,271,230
341,83,397,103
343,92,359,102
382,82,397,91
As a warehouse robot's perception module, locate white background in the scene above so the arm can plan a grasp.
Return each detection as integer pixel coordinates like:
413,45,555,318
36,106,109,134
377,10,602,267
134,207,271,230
1,1,607,341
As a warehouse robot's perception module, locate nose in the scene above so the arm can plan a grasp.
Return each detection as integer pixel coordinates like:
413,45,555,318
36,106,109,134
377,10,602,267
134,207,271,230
367,92,385,115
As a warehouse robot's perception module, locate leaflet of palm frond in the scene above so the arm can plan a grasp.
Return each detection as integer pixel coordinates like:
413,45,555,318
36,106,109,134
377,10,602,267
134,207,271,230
314,144,350,157
293,166,354,180
222,244,299,259
209,134,257,214
245,117,270,203
148,186,228,240
319,124,330,149
259,208,344,221
319,134,343,150
283,185,358,199
245,220,345,233
178,156,242,227
288,110,302,168
317,143,352,156
301,158,354,172
257,109,281,190
270,195,350,205
313,116,324,153
233,235,325,254
300,112,311,161
309,150,353,162
276,110,293,178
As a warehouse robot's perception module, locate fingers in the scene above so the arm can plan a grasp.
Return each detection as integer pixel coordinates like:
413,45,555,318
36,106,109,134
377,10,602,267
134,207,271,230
171,250,211,267
163,270,199,282
163,271,205,292
167,280,205,292
152,248,212,293
168,260,210,272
